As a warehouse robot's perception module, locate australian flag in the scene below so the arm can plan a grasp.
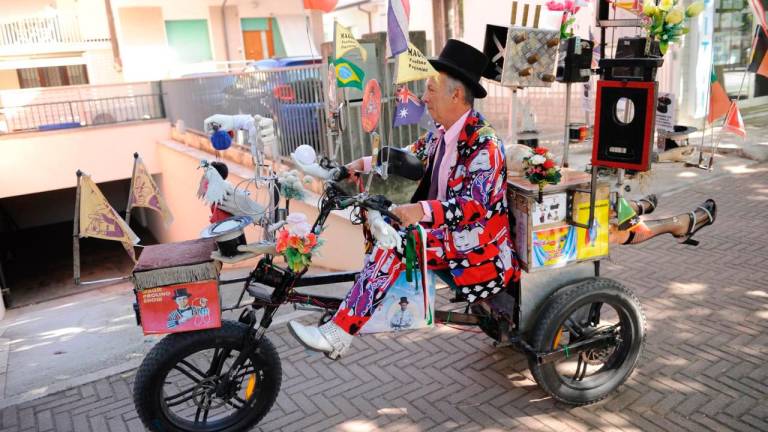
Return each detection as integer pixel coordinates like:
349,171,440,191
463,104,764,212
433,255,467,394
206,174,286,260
393,85,425,127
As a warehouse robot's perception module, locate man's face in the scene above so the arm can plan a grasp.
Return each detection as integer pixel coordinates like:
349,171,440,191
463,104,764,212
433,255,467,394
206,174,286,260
175,296,189,309
400,303,408,311
423,72,456,126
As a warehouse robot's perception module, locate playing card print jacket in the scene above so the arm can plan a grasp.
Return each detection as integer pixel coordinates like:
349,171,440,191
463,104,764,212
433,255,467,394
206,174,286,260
408,110,521,302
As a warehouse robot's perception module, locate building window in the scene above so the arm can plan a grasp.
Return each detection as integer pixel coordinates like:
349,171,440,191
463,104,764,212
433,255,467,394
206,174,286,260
16,65,89,89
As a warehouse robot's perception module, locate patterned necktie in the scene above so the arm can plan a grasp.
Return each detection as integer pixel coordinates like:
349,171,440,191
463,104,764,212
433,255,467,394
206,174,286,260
427,136,446,200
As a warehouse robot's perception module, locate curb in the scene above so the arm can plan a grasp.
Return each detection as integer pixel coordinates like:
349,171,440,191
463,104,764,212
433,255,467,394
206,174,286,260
0,308,313,410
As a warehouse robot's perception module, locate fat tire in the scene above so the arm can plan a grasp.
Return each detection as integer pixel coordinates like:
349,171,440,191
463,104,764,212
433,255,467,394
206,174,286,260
527,277,646,406
133,320,281,432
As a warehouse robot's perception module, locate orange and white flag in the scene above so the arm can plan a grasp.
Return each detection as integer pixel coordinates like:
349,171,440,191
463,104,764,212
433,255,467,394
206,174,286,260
722,102,746,138
79,174,140,261
128,156,173,227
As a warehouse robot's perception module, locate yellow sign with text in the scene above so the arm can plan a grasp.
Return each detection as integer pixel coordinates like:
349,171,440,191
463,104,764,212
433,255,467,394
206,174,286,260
574,198,610,260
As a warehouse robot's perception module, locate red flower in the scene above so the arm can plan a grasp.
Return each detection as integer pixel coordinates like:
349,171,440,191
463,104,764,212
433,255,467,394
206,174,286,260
534,147,548,155
543,159,555,169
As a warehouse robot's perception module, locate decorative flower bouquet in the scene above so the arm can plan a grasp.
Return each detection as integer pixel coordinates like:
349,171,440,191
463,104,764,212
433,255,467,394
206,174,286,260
641,0,704,54
276,213,322,273
546,0,589,40
523,146,562,201
278,169,312,201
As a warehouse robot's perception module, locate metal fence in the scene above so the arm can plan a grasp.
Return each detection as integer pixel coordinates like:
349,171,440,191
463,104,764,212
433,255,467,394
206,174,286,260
0,95,164,133
0,81,165,133
161,63,424,165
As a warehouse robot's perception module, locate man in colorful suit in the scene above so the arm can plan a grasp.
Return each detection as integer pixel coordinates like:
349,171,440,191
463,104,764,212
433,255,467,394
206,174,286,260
289,39,521,358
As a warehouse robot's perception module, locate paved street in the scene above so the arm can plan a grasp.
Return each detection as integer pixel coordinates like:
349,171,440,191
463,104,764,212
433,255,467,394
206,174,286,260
1,165,767,431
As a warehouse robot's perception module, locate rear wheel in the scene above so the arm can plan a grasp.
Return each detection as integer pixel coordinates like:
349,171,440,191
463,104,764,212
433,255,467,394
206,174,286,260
527,278,645,405
133,320,281,432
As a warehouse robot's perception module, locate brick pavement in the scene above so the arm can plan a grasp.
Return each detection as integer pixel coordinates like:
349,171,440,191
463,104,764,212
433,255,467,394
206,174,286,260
2,167,767,431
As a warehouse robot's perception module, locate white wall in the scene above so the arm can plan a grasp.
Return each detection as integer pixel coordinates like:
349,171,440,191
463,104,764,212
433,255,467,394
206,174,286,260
0,0,56,21
0,120,169,199
83,49,123,84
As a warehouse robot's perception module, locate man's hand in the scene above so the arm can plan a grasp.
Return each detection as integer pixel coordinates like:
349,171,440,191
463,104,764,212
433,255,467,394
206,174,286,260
344,158,365,182
392,203,424,227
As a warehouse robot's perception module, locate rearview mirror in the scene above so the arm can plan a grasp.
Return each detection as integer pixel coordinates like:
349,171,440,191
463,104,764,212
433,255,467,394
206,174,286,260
376,146,424,181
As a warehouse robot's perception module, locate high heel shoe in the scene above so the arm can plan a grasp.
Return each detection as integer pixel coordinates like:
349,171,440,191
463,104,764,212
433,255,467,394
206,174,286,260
636,194,658,216
676,199,716,246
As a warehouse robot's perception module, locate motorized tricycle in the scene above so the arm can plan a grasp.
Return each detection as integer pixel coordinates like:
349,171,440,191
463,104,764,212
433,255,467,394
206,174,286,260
131,140,645,432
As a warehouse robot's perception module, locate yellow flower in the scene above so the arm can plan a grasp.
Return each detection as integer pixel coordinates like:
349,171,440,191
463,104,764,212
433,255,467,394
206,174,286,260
685,1,704,17
659,0,674,11
642,0,657,15
665,7,684,24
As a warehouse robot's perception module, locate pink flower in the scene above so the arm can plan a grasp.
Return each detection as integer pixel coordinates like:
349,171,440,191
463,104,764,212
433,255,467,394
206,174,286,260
546,1,565,11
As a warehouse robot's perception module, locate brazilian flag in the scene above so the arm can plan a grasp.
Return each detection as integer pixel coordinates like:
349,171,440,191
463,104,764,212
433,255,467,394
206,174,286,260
334,57,365,90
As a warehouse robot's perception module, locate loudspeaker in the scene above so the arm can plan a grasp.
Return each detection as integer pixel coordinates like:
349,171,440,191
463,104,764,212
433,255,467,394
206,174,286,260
592,80,657,171
556,37,594,83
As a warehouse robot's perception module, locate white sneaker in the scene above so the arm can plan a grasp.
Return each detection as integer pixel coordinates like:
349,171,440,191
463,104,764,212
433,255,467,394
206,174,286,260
288,321,353,359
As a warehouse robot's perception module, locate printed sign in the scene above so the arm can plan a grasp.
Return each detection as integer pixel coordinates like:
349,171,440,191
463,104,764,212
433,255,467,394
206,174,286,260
531,225,577,269
361,79,382,133
574,198,610,260
655,92,675,132
137,280,221,335
531,193,567,226
359,270,436,334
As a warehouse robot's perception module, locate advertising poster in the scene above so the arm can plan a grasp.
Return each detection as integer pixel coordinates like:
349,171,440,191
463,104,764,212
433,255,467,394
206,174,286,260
137,280,221,335
532,225,577,269
655,92,676,132
575,198,610,260
531,193,567,226
360,270,436,334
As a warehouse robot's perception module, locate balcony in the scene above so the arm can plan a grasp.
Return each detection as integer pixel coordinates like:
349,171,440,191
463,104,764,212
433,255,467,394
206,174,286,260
0,14,110,56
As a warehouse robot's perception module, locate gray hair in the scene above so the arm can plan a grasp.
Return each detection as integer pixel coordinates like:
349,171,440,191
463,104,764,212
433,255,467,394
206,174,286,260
443,74,474,107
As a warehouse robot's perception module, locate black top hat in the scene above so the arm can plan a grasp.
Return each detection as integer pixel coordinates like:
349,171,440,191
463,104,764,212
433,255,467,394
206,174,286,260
399,296,409,305
429,39,489,99
174,288,190,299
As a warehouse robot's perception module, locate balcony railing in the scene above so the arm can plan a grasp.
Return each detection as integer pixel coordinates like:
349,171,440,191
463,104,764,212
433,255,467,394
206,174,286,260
0,14,109,49
0,82,165,133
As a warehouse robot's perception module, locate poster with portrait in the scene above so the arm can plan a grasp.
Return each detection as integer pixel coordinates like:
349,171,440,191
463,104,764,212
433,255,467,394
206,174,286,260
531,225,577,269
136,280,221,335
531,193,567,227
359,270,436,334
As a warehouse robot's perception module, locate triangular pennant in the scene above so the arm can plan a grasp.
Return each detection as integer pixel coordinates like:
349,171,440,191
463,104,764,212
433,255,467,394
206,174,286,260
723,102,746,138
395,42,438,84
334,21,367,62
129,156,174,227
80,174,140,261
748,27,768,78
708,71,731,123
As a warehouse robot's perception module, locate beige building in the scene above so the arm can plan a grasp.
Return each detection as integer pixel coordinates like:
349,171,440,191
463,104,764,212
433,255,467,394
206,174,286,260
0,0,325,89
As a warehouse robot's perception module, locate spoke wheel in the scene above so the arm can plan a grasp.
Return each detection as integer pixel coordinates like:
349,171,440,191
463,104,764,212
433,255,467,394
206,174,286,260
134,321,281,432
527,278,645,406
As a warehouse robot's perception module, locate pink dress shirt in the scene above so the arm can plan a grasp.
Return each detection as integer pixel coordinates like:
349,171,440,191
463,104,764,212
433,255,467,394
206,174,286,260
360,109,472,223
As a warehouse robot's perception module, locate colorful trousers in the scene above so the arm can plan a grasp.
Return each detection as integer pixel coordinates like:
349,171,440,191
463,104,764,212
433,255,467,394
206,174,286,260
332,228,448,335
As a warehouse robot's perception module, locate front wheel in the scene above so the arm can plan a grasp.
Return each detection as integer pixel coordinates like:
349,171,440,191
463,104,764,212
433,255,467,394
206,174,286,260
527,278,645,406
133,320,281,432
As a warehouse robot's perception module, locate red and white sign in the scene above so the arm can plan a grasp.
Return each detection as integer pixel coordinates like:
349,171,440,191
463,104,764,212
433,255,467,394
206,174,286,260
137,280,221,335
